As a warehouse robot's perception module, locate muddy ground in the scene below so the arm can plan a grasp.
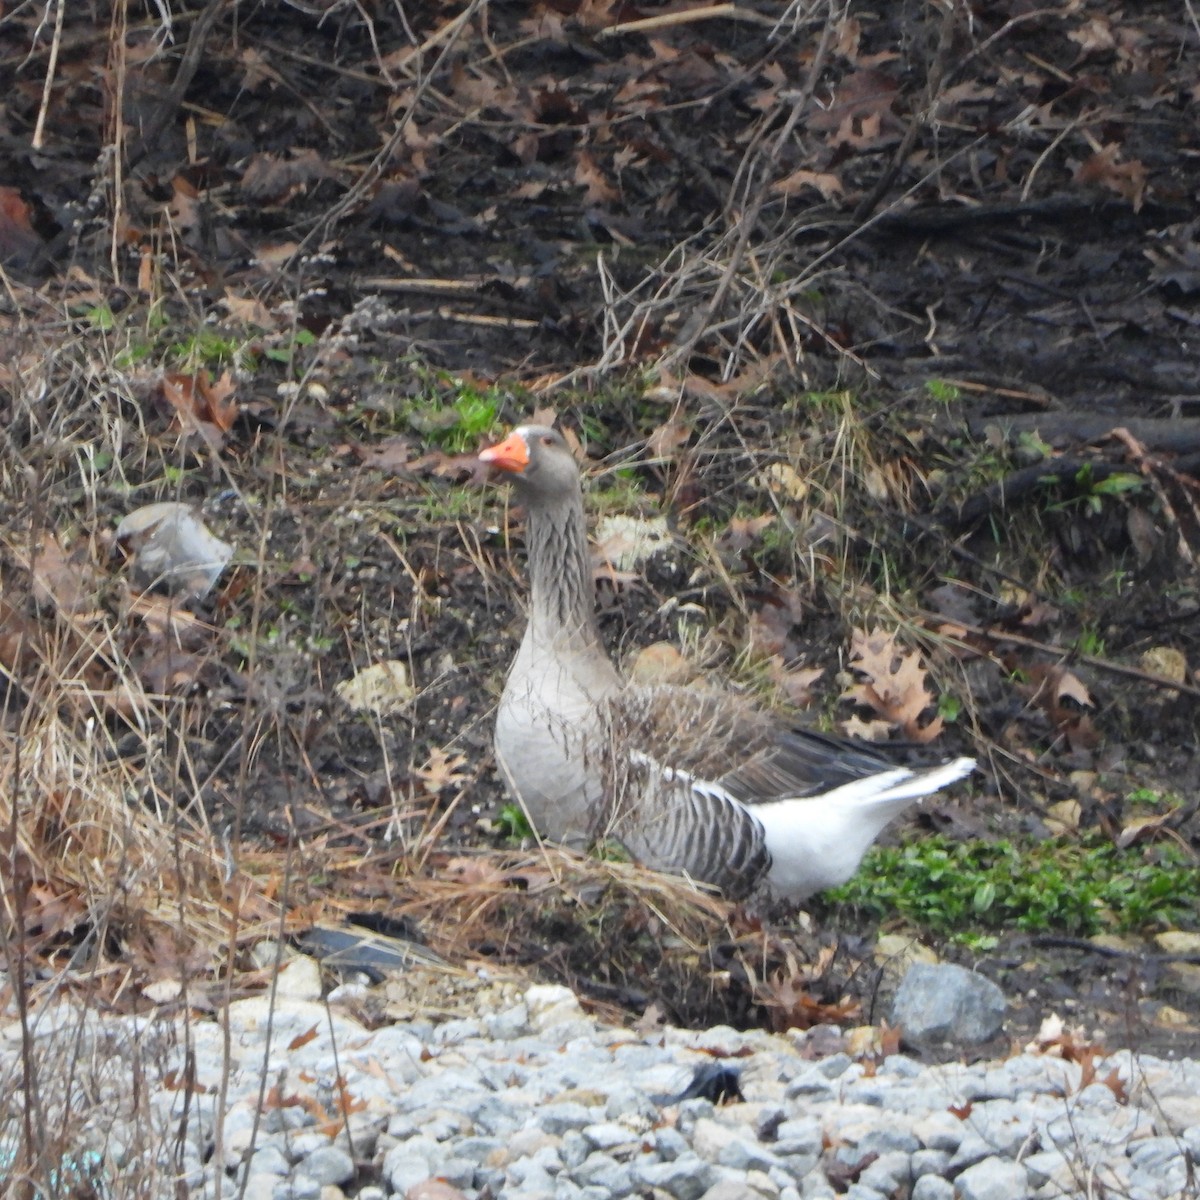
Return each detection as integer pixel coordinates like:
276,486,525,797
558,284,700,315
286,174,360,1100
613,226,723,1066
1,1,1198,1057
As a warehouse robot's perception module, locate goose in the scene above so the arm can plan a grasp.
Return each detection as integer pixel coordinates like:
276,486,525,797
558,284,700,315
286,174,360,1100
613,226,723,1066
480,424,975,900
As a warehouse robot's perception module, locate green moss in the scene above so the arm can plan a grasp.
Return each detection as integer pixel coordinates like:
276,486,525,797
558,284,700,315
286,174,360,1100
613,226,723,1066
824,835,1200,938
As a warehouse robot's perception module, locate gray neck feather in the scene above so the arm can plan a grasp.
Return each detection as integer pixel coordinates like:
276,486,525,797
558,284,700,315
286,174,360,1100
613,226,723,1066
525,489,601,650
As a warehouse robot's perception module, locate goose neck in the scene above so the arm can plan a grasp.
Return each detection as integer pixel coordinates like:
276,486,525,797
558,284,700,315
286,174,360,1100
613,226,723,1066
525,492,600,648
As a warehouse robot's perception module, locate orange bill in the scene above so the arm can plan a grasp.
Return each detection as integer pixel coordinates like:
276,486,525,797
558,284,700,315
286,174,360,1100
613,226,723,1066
479,431,530,473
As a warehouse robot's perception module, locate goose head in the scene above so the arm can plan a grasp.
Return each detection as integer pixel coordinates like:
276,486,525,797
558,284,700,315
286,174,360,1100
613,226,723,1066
479,425,582,506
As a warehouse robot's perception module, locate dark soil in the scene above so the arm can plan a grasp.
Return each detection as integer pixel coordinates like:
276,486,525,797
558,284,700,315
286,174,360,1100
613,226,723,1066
1,1,1198,1059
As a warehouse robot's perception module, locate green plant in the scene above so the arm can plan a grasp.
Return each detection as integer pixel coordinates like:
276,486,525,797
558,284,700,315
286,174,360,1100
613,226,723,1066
1127,787,1172,808
1043,463,1144,516
167,327,254,372
403,383,504,451
495,803,533,841
263,328,317,363
924,378,961,405
826,835,1200,938
82,303,115,331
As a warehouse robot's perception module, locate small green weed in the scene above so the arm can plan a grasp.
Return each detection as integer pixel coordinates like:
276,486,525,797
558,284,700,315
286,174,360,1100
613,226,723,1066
495,803,533,841
263,328,317,363
168,327,254,372
83,303,116,332
827,835,1200,938
924,378,961,405
1015,430,1052,461
1043,463,1144,516
403,383,504,451
1127,787,1173,808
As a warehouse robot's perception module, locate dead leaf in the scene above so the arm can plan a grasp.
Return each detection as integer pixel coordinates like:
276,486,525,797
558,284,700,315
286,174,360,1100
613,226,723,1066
1075,144,1147,212
575,149,619,205
718,514,774,556
334,661,414,715
843,627,944,743
355,436,413,473
771,169,843,202
1116,809,1180,849
809,69,900,148
769,662,823,708
241,149,333,202
839,714,894,741
288,1025,320,1050
1068,16,1116,56
221,290,279,329
161,371,240,446
168,175,200,232
0,186,44,266
31,532,101,616
645,419,691,459
416,746,469,795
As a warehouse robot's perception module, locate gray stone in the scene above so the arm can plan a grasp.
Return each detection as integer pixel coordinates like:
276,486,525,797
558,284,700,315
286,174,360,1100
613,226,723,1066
631,1154,718,1199
561,1129,590,1169
238,1176,279,1200
431,1017,483,1044
817,1053,854,1079
606,1083,658,1123
245,1145,290,1177
285,1131,331,1161
773,1117,822,1157
882,1055,923,1078
654,1127,691,1160
538,1102,594,1134
582,1122,641,1152
700,1182,756,1200
485,1003,529,1039
891,963,1006,1046
300,1146,354,1186
799,1171,836,1200
912,1111,966,1152
573,1151,633,1195
842,1184,887,1200
1021,1148,1073,1188
783,1068,835,1100
468,1092,527,1135
505,1159,557,1190
1127,1135,1185,1173
857,1150,913,1192
856,1127,921,1158
381,1135,441,1193
912,1176,956,1200
911,1148,951,1178
451,1135,505,1164
947,1132,1000,1171
955,1155,1030,1200
272,1178,320,1200
433,1156,477,1188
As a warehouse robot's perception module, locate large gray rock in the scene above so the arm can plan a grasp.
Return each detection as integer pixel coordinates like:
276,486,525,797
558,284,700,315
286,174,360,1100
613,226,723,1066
954,1155,1030,1200
891,963,1006,1047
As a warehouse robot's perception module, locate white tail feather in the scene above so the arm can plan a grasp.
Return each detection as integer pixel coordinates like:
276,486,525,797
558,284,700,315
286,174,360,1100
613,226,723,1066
757,757,976,899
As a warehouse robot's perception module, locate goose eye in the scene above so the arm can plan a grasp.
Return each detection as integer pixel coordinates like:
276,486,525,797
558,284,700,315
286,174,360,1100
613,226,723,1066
540,434,554,446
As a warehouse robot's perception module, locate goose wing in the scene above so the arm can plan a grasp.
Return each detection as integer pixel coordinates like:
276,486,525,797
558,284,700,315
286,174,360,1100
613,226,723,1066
608,684,900,805
606,751,771,899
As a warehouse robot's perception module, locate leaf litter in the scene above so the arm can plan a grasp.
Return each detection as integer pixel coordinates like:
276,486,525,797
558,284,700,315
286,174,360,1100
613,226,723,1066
0,0,1196,1055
